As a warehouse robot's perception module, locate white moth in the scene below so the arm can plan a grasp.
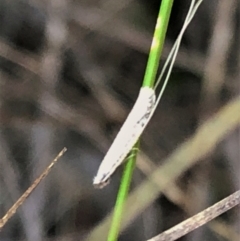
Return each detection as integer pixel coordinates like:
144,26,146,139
93,87,156,188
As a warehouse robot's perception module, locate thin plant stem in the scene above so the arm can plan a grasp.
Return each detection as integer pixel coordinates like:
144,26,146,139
107,143,139,241
147,190,240,241
107,1,174,241
0,148,67,229
142,0,174,88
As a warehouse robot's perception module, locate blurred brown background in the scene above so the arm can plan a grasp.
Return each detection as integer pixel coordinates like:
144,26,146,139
0,0,239,240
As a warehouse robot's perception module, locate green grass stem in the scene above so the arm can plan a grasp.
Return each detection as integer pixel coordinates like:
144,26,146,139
107,1,174,241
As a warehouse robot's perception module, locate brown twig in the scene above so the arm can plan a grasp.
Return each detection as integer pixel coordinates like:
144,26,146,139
0,147,67,229
137,153,239,240
147,190,240,241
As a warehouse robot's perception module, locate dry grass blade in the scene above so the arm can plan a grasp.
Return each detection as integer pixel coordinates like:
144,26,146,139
0,147,67,229
137,154,239,240
147,190,240,241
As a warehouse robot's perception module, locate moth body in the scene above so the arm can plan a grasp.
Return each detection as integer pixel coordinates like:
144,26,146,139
93,87,156,188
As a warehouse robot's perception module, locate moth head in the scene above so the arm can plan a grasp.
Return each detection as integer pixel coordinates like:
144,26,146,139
93,174,110,189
